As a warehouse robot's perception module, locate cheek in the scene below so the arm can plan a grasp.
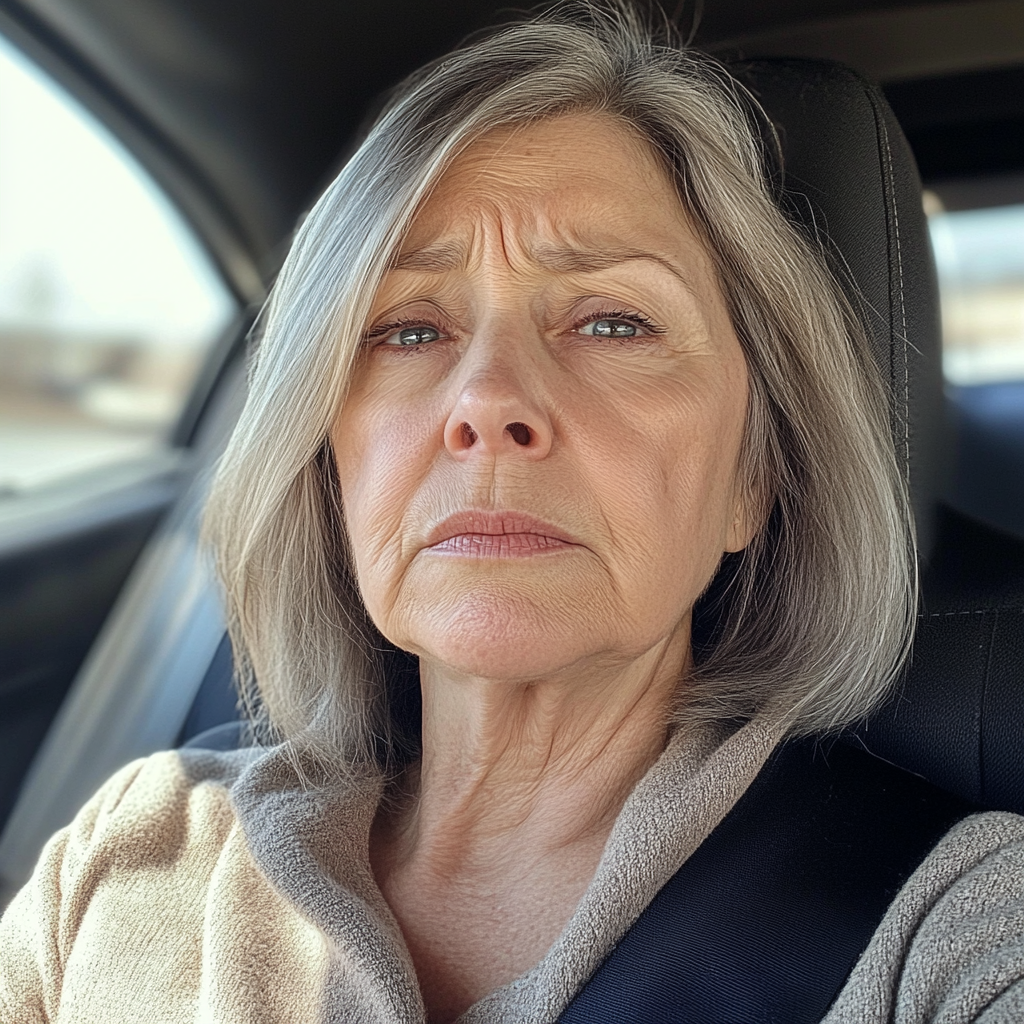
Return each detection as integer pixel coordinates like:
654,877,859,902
332,382,441,600
664,375,748,537
576,361,747,590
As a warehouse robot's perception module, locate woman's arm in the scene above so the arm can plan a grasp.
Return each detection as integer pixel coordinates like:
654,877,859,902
0,757,153,1023
0,830,70,1022
827,811,1024,1024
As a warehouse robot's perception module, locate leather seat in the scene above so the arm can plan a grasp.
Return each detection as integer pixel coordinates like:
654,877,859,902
185,57,1024,819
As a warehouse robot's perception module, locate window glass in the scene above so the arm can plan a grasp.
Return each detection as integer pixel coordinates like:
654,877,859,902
0,35,236,496
926,195,1024,385
926,185,1024,539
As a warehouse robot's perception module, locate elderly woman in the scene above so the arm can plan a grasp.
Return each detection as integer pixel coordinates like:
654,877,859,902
2,5,1023,1023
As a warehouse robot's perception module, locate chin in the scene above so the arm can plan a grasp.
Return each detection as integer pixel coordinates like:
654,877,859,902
402,589,601,682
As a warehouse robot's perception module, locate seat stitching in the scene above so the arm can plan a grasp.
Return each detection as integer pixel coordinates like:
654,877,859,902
919,607,1023,617
876,107,911,485
978,608,1000,801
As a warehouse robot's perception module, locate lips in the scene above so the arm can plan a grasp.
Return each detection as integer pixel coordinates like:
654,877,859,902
424,511,581,555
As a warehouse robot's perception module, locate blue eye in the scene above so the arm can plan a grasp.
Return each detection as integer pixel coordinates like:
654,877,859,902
573,309,663,338
387,325,441,346
578,317,641,338
591,319,636,338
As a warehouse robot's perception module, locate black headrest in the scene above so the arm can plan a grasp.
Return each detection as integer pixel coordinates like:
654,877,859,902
735,59,1024,817
730,59,945,559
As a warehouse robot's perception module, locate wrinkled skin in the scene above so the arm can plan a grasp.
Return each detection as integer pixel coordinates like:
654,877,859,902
331,113,756,1022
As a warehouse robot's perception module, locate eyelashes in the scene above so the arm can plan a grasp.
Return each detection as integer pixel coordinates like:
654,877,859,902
364,317,433,340
568,308,666,336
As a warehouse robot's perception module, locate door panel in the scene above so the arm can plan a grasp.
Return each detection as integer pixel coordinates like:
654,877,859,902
0,474,175,829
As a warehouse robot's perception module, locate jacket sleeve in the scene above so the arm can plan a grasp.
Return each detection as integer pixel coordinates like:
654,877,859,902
826,811,1024,1024
0,758,151,1023
901,815,1024,1024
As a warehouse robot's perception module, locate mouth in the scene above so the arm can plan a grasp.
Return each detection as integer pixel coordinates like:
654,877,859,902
424,511,582,557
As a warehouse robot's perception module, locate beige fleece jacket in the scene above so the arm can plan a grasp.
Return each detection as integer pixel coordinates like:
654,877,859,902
1,715,1023,1023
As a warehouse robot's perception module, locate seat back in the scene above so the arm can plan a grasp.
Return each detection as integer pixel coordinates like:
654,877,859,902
733,58,945,554
737,58,1023,814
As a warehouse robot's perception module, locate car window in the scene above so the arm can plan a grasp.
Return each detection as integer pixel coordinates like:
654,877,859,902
926,182,1024,538
0,34,236,499
928,194,1024,386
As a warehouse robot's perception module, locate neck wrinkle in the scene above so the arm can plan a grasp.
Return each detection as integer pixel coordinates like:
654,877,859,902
405,670,680,867
409,634,689,862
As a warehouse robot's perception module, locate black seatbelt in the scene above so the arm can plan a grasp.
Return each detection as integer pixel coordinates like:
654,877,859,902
559,739,972,1024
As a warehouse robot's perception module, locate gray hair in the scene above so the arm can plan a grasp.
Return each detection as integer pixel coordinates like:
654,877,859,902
203,1,916,773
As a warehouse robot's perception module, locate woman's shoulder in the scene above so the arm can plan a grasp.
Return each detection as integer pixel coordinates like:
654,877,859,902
909,809,1024,933
927,808,1024,872
826,809,1024,1023
0,746,268,1021
62,745,261,865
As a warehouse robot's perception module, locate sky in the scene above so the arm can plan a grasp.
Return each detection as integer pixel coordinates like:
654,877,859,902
0,34,233,346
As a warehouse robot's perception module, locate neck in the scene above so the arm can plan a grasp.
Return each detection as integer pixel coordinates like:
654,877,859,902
369,633,691,1023
387,635,688,872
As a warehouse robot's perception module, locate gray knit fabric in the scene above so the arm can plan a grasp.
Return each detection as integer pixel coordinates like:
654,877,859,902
824,812,1024,1023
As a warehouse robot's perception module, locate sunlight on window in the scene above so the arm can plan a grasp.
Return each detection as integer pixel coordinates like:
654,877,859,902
0,34,235,494
927,193,1024,386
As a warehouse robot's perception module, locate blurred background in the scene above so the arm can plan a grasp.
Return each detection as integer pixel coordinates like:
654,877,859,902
0,33,232,496
930,196,1024,387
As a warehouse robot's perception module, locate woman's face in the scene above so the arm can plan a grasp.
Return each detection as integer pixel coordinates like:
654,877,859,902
333,113,756,683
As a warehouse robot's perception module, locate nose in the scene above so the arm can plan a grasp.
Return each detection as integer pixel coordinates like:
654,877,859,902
443,341,553,461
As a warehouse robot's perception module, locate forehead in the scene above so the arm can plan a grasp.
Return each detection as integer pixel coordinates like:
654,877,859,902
399,113,702,261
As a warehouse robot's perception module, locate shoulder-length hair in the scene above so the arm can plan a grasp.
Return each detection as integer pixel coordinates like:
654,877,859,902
203,1,915,774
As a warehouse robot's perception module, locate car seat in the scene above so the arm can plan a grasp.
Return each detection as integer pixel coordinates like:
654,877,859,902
730,59,1024,813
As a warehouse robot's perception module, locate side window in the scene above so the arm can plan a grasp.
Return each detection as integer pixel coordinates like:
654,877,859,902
0,35,236,497
926,185,1024,537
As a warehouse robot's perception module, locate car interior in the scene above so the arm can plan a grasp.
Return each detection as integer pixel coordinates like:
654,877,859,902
0,0,1023,909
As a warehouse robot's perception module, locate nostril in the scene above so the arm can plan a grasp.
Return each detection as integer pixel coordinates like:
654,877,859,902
506,422,531,446
460,422,478,447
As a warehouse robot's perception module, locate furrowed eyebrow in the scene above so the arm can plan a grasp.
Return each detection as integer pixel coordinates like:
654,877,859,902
390,240,693,290
530,244,692,287
391,244,464,272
